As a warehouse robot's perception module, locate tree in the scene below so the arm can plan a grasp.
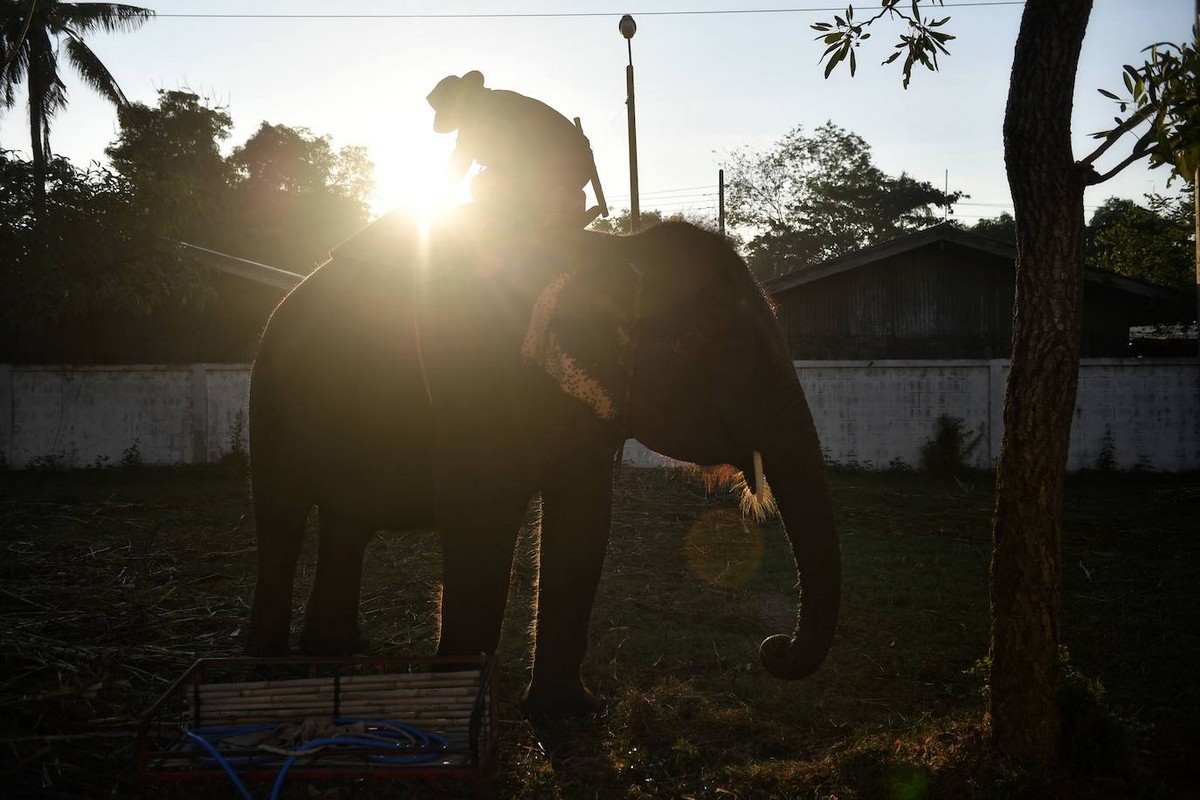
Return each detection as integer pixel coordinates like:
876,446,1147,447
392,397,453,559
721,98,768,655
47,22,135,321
722,122,962,279
1087,194,1194,291
224,122,374,271
812,0,1196,762
1092,30,1199,336
588,208,667,235
0,150,209,336
105,89,235,242
0,1,152,205
967,212,1016,245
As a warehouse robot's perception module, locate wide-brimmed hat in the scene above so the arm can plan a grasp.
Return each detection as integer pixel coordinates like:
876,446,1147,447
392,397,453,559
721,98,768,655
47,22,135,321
427,70,485,132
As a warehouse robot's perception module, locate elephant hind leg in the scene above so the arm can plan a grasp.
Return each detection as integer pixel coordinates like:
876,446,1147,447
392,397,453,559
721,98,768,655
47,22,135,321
246,496,310,656
299,508,376,656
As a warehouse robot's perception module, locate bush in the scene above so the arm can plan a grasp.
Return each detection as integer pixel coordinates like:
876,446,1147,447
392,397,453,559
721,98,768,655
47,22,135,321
920,415,981,478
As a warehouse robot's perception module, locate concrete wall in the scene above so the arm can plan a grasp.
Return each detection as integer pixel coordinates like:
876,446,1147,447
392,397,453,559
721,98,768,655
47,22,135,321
2,360,1197,472
627,358,1199,473
0,365,250,469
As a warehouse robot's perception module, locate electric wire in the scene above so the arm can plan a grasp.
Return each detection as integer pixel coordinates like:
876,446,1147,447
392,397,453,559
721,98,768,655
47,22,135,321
153,2,1026,19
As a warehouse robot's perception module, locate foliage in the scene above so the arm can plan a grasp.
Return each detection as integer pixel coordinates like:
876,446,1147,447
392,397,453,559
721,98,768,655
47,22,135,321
0,151,212,333
588,207,666,235
105,89,235,241
810,0,953,87
0,1,152,201
919,414,982,479
223,122,375,270
1091,30,1200,185
1086,192,1195,291
966,211,1016,245
722,122,962,279
119,439,142,468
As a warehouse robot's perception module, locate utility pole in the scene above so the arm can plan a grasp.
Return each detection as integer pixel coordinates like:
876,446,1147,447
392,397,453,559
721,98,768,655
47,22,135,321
620,14,640,234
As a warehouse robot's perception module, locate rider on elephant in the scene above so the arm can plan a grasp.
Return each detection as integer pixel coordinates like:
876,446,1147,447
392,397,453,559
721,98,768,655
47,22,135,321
427,70,599,228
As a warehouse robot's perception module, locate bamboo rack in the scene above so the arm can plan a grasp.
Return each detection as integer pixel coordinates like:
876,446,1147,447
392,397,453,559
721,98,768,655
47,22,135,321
140,655,499,796
188,669,486,729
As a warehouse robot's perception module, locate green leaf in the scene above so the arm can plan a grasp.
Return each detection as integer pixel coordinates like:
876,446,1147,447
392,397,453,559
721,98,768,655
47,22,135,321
1097,88,1120,100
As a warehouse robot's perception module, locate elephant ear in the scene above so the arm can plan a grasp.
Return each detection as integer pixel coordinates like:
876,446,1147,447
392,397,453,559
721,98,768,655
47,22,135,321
520,260,636,423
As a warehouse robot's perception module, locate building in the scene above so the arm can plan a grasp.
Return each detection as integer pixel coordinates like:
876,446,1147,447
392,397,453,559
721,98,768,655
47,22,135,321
761,224,1190,360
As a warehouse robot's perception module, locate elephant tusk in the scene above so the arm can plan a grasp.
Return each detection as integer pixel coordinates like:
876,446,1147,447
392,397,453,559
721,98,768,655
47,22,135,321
753,450,765,497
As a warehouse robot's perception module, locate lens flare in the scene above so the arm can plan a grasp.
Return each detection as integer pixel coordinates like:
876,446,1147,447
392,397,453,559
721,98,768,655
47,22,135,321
683,508,765,588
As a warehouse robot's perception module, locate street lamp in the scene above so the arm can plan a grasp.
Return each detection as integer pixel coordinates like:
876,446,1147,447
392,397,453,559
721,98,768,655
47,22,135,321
619,14,640,234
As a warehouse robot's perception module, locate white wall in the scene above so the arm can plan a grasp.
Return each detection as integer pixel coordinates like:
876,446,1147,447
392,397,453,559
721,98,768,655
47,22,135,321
1,360,1196,472
0,365,250,469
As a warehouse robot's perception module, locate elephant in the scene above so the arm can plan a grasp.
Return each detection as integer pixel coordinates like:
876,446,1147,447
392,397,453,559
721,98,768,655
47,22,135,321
245,207,840,717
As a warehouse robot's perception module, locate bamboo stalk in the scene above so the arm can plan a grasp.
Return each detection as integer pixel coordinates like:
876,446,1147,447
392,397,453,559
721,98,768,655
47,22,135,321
195,684,482,704
196,706,476,719
196,713,474,728
195,671,480,695
197,690,477,712
197,701,477,718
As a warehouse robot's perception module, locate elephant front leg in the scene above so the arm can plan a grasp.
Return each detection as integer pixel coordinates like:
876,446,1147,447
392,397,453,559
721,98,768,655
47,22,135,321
246,502,309,656
525,461,614,717
299,508,375,655
435,498,528,661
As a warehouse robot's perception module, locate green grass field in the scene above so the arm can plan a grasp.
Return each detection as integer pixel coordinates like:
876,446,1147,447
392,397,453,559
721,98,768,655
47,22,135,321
1,464,1196,798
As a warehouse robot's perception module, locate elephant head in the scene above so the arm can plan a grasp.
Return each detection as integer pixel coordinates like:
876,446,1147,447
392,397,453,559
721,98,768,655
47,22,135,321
511,220,841,680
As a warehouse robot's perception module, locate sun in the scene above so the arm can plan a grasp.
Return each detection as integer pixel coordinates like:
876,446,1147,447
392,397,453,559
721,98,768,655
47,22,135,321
370,129,471,219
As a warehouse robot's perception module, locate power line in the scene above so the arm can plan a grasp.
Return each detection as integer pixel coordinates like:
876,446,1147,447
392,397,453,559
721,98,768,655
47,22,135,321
154,2,1025,20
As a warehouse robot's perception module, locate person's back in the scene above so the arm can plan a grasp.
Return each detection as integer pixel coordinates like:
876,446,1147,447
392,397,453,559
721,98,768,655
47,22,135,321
427,71,596,226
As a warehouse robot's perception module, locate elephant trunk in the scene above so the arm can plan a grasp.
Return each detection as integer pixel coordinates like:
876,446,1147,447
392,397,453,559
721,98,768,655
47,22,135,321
756,404,841,680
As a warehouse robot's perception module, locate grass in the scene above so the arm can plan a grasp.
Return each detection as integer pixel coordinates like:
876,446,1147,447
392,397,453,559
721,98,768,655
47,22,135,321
0,464,1196,798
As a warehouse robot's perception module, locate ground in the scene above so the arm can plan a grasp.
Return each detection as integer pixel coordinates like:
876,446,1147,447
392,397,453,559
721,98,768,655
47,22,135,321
0,464,1196,798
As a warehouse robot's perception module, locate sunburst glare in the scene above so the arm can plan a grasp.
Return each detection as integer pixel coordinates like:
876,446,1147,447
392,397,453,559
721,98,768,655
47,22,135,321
370,130,470,220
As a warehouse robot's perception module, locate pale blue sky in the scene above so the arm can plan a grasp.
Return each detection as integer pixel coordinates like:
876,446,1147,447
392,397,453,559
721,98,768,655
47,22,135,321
1,0,1193,228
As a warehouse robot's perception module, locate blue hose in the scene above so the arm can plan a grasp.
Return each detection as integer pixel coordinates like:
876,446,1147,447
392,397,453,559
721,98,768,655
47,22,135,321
184,718,449,800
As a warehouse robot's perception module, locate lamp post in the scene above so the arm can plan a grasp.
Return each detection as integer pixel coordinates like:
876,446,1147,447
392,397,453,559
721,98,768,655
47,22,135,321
619,14,640,233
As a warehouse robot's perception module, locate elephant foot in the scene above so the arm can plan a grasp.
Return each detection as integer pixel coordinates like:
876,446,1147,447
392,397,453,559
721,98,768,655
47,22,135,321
298,626,371,656
522,677,601,719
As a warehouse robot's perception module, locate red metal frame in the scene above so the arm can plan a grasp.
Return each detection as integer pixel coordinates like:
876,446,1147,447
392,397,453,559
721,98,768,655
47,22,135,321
137,654,499,798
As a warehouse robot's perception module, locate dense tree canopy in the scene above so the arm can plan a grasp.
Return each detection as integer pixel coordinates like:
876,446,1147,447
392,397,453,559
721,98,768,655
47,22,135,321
965,212,1016,245
1,91,375,345
1086,192,1194,292
102,91,375,271
225,122,374,270
722,122,962,279
0,151,208,333
105,89,235,242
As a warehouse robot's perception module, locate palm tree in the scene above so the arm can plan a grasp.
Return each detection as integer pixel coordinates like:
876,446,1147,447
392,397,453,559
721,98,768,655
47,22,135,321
1,1,153,205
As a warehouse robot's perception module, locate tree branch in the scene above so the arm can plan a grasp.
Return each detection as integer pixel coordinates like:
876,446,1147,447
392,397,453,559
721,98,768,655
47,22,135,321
1078,107,1153,167
1086,148,1148,185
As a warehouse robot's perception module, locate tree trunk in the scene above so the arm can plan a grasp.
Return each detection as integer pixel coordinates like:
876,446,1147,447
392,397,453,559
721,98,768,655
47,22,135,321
987,0,1093,761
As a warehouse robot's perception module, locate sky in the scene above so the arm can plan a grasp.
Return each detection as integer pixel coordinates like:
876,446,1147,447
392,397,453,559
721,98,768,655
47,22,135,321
0,0,1194,230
